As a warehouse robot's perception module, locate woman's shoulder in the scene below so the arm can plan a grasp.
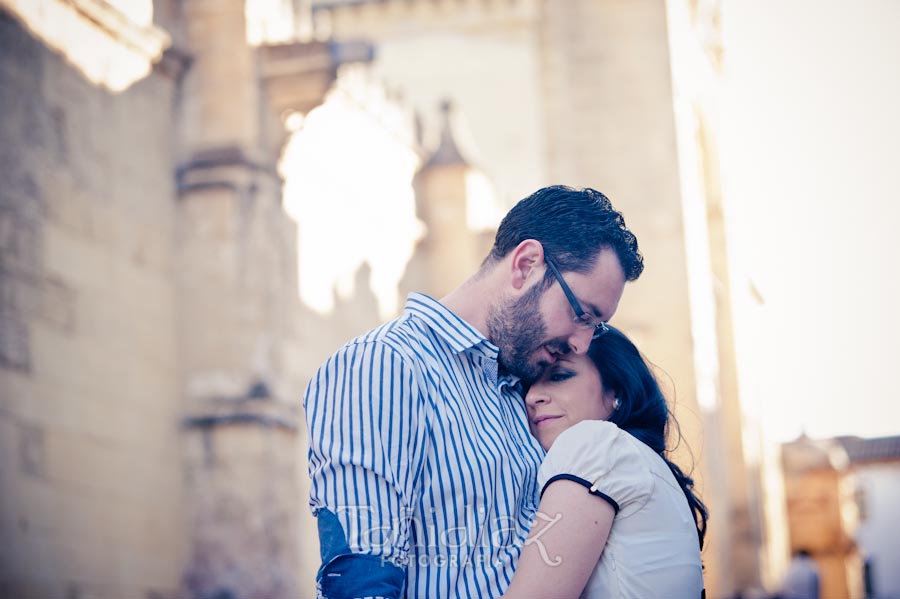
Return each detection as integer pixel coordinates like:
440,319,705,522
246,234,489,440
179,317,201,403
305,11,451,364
538,420,655,513
554,418,622,442
545,420,643,463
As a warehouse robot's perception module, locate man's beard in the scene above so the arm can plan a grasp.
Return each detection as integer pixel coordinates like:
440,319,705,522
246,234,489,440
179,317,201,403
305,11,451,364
487,282,565,383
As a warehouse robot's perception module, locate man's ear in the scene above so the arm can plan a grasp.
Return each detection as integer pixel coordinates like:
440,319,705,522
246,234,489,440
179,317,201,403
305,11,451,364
508,239,545,291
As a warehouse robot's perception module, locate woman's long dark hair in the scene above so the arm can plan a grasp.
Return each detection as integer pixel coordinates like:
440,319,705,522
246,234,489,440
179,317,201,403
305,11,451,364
587,326,709,549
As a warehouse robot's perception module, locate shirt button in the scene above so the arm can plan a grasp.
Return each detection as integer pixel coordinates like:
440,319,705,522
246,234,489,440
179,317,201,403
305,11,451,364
483,362,497,380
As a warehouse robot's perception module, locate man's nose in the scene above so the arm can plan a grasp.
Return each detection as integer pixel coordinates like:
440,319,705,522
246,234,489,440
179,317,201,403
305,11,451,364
567,325,594,354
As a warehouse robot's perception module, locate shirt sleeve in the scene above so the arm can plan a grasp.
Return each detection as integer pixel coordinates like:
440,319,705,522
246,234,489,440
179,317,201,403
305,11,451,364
304,339,428,597
537,420,653,517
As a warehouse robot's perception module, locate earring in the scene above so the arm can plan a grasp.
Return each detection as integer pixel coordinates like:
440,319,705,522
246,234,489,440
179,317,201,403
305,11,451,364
612,397,621,411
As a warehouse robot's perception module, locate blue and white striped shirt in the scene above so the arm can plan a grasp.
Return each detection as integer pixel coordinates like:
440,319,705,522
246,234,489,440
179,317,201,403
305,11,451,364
305,293,545,598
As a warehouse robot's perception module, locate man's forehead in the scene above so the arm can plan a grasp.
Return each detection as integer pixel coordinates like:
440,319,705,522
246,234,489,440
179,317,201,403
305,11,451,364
574,251,626,297
537,248,625,324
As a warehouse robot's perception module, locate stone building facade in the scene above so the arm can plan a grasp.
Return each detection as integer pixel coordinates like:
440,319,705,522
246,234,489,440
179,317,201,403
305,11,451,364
781,436,865,599
781,434,900,599
1,0,777,598
847,435,900,599
0,0,341,596
1,4,189,597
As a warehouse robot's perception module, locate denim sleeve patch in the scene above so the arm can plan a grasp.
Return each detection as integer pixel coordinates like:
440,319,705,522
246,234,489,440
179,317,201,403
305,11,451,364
316,508,406,599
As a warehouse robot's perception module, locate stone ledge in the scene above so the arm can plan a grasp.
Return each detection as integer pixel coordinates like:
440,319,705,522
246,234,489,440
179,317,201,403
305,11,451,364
182,378,300,433
259,39,374,118
183,410,297,432
1,0,172,91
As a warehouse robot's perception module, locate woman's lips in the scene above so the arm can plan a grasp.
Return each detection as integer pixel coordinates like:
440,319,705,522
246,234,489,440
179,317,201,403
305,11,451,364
533,415,563,427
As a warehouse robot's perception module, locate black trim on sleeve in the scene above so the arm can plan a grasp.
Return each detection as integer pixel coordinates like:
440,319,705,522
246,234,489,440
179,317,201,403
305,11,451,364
540,473,621,514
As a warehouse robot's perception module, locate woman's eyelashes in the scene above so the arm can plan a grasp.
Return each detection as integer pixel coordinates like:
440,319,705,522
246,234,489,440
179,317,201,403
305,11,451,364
547,369,575,382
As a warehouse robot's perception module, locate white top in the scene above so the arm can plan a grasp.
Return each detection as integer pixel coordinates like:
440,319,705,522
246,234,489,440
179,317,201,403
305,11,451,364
537,420,704,599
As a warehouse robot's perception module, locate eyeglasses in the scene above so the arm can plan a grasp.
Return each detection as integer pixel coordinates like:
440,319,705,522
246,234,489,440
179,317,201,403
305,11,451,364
544,256,609,340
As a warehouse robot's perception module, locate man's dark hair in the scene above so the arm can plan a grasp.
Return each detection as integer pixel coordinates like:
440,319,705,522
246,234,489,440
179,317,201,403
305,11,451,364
487,185,643,282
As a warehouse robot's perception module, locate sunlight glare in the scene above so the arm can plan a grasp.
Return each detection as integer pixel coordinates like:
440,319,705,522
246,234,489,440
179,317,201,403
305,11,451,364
280,69,422,319
3,0,167,92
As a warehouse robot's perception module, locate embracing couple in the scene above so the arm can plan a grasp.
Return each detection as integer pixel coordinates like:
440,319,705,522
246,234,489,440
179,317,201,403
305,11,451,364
304,186,708,598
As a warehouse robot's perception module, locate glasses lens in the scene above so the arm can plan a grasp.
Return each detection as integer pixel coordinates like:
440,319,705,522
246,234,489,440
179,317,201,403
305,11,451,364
576,313,594,327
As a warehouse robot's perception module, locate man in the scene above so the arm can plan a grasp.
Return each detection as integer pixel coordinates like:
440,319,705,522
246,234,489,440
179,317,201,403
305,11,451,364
305,185,644,598
778,550,820,599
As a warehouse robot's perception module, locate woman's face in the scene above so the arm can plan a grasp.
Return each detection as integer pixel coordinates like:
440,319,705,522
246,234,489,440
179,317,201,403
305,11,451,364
525,352,616,451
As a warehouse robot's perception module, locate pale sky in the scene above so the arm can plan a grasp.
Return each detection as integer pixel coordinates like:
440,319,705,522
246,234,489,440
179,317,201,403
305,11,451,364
720,0,900,441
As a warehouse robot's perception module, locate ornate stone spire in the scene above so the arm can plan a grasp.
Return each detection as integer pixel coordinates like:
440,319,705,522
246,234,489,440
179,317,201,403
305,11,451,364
424,99,469,168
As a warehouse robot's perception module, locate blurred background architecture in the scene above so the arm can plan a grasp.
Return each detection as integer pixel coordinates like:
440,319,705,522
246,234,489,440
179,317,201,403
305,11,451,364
781,434,900,599
1,0,898,598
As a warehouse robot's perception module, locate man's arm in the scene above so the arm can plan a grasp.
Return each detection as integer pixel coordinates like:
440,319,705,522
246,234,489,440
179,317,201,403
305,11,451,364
305,340,425,599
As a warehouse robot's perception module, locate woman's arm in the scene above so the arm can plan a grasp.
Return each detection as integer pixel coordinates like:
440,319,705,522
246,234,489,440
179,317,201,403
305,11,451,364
503,479,615,599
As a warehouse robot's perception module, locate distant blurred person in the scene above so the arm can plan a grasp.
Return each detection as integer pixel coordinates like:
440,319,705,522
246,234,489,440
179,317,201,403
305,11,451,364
304,186,644,598
777,550,820,599
502,326,707,599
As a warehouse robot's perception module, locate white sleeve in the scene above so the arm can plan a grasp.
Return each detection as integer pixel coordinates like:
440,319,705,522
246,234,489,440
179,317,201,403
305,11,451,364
537,420,653,516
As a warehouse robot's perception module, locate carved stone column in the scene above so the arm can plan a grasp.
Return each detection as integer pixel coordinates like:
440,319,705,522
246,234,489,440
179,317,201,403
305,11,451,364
172,2,357,597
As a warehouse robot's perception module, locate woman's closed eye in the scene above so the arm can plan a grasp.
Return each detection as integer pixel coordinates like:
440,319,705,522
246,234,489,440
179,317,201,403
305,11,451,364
547,369,575,383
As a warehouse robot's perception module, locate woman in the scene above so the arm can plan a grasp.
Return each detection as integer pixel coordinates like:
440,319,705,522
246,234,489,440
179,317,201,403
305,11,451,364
503,326,708,599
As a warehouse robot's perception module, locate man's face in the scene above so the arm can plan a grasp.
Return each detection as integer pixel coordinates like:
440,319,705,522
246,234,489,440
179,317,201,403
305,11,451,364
488,247,626,383
487,281,552,383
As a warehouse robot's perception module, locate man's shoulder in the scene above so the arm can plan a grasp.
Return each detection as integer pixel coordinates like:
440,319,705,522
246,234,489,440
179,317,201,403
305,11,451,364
332,311,441,364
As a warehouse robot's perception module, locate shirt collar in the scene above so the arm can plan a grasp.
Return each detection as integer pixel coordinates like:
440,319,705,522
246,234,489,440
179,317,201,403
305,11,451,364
497,366,522,390
403,293,499,359
403,293,523,391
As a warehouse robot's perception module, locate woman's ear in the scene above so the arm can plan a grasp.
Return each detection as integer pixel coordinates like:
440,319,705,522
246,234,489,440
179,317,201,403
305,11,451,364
601,388,619,419
508,239,545,291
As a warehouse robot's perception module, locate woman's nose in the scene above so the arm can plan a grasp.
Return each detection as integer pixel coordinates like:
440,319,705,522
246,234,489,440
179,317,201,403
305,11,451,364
526,391,549,407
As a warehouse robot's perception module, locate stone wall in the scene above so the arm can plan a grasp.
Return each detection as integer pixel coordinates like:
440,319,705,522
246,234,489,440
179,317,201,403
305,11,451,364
537,0,696,421
536,0,733,592
0,9,186,598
